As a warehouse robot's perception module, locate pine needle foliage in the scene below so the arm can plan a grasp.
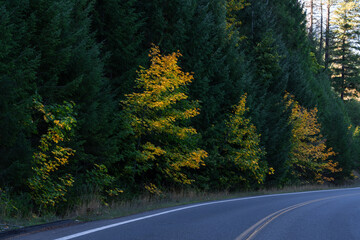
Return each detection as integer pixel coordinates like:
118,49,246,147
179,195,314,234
330,0,360,100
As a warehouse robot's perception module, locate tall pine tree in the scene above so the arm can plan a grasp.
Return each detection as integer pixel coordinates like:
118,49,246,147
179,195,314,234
330,0,360,100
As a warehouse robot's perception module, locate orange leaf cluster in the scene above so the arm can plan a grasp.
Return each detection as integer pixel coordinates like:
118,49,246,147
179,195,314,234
286,93,341,184
122,46,207,191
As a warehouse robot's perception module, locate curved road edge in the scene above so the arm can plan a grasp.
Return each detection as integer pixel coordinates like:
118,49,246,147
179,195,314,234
53,187,360,240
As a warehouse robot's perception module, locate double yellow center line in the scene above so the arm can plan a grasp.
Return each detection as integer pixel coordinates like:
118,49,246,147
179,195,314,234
236,193,360,240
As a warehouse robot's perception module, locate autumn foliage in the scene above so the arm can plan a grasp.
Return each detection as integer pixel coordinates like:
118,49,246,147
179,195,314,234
123,46,208,193
222,94,269,188
28,97,76,208
2,0,359,217
286,94,341,184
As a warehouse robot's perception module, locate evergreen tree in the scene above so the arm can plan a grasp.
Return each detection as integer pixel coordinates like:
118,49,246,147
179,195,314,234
1,0,359,212
26,0,116,168
181,0,249,190
0,1,38,190
138,0,194,53
330,0,360,100
182,0,231,130
93,0,145,97
325,0,335,70
250,31,292,185
233,0,294,184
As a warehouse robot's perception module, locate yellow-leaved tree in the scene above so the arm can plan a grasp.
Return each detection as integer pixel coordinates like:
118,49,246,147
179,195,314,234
122,45,207,193
28,97,76,208
223,94,269,189
286,93,341,184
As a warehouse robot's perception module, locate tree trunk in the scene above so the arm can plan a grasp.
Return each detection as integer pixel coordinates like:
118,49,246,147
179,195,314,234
325,0,331,69
320,0,323,54
310,0,314,36
341,38,345,100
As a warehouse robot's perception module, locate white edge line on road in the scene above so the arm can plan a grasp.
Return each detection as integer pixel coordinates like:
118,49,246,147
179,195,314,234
54,187,360,240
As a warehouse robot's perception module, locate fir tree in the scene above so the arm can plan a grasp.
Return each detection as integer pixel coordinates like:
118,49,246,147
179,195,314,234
93,0,145,97
330,0,360,100
138,0,194,53
0,1,38,190
239,2,293,183
251,32,292,184
24,0,119,177
181,0,249,190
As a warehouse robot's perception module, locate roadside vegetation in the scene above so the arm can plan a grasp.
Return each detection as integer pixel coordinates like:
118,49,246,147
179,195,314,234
1,0,360,230
1,183,359,232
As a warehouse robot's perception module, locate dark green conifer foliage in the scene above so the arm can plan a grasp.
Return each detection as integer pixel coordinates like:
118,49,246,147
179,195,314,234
93,0,145,97
187,0,229,189
273,0,354,180
65,0,121,189
227,0,353,184
1,0,360,210
22,0,120,192
346,100,360,126
250,33,292,184
345,100,360,169
231,1,293,184
183,0,230,129
133,0,240,190
330,0,360,100
270,0,314,102
0,1,38,190
179,0,251,190
138,0,193,53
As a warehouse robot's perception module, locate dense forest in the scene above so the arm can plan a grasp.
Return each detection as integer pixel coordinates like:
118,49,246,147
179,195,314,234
1,0,360,214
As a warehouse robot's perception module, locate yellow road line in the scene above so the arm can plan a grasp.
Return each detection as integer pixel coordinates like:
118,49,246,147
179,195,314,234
236,193,360,240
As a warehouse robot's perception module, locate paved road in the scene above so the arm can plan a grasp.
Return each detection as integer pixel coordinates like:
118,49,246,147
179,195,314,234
10,187,360,240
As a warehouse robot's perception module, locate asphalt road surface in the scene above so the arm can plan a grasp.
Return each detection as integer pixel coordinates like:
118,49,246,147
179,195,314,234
10,187,360,240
